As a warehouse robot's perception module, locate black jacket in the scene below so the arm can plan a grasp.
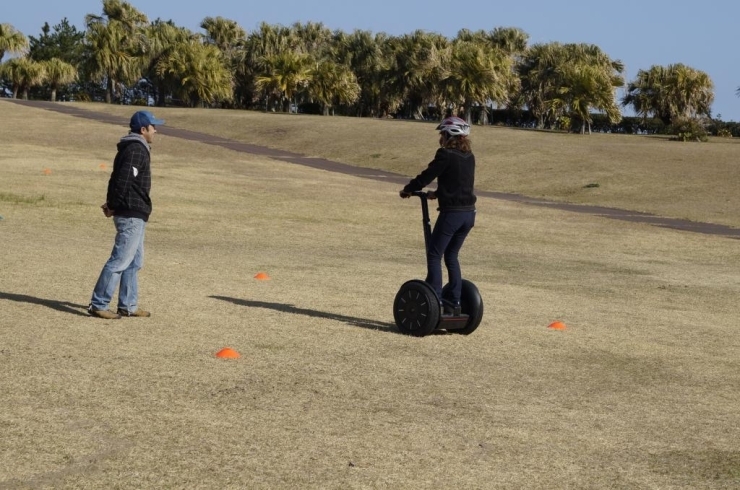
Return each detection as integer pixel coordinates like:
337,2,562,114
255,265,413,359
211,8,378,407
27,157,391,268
403,148,476,210
106,135,152,222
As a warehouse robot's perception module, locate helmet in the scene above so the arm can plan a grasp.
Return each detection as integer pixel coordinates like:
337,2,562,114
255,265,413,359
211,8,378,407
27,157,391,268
436,116,470,137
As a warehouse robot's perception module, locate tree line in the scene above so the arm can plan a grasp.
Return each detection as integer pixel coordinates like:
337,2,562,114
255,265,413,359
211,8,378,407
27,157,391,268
1,0,735,139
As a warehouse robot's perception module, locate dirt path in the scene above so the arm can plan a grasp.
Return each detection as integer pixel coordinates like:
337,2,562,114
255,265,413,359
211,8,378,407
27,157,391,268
12,99,739,239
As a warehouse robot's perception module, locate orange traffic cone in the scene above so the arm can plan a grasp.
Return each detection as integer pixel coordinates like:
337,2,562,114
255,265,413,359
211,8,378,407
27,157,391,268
43,168,52,175
548,321,567,331
254,272,270,281
215,347,240,359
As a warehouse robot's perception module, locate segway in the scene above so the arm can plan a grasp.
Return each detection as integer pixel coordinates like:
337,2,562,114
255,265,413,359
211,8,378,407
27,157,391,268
394,191,484,337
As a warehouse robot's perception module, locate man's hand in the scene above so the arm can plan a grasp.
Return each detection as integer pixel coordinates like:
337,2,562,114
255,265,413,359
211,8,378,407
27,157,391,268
399,190,411,199
101,203,114,218
427,191,437,200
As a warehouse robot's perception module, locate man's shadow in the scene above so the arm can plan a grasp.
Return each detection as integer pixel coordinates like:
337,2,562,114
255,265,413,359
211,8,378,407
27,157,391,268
209,296,398,334
0,292,90,317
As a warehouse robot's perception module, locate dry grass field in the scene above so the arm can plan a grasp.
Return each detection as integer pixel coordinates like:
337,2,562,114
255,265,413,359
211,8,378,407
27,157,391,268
1,100,739,489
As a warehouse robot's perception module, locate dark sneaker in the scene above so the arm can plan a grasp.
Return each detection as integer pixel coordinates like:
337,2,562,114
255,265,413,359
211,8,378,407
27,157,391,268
441,299,462,316
117,308,151,318
89,307,121,319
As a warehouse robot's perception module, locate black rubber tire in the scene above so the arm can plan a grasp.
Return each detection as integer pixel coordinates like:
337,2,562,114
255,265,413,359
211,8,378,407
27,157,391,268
442,279,484,335
393,280,441,337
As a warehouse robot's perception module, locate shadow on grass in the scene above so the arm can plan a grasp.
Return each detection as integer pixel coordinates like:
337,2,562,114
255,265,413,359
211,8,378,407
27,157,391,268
209,296,398,334
0,292,89,317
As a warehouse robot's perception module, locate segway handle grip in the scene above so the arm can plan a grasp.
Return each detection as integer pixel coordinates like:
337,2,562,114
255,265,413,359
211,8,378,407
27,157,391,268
410,191,428,198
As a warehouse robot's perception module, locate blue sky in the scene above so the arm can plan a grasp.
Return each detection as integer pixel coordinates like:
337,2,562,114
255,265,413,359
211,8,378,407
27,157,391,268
5,0,740,121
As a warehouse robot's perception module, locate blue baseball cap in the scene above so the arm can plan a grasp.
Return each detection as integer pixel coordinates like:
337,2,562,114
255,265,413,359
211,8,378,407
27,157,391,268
130,110,165,132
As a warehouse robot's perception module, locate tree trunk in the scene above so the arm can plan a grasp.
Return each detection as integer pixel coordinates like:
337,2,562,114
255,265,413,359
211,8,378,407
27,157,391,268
22,89,29,100
106,77,113,104
157,81,166,107
479,107,489,126
534,109,545,129
51,88,57,102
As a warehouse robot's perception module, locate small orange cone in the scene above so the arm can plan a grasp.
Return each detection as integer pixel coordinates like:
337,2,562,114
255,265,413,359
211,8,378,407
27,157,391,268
216,347,240,359
254,272,270,281
99,163,107,170
43,168,52,175
548,321,567,331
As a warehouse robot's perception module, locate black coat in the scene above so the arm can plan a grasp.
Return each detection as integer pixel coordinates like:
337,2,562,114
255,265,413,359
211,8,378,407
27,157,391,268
106,137,152,221
403,148,476,210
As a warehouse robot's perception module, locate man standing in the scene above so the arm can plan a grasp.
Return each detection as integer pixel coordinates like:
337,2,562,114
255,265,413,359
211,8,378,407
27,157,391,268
89,110,164,319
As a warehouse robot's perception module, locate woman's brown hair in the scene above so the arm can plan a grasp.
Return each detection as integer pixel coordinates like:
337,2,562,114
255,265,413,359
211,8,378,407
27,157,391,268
442,134,472,153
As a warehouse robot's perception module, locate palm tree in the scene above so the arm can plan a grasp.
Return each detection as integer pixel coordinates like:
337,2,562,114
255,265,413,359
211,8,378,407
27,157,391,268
489,27,529,57
200,16,246,54
622,63,714,125
333,30,388,116
43,58,77,101
308,59,360,115
1,57,45,99
559,63,622,133
235,22,296,108
516,42,623,130
0,59,20,97
255,51,312,112
387,30,450,119
241,22,295,71
517,42,567,128
294,22,355,115
83,0,148,103
156,39,232,107
555,44,624,133
444,40,512,124
0,23,28,61
201,17,246,99
291,21,333,56
669,64,714,120
145,20,197,106
201,16,247,105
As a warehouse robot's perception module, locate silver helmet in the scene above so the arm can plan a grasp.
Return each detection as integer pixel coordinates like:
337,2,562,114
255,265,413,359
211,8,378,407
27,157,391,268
436,116,470,136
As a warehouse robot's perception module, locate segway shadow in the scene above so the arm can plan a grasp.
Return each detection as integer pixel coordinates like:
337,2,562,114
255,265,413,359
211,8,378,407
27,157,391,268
394,191,484,337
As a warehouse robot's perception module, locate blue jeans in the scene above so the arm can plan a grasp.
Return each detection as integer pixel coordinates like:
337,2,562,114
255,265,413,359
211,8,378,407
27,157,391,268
90,217,146,312
425,210,476,304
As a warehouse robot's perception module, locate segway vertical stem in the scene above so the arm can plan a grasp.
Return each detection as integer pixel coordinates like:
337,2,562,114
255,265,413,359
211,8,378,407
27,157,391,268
411,191,432,253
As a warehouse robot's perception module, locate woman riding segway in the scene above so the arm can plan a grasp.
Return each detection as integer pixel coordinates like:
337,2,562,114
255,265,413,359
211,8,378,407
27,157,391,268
396,116,482,336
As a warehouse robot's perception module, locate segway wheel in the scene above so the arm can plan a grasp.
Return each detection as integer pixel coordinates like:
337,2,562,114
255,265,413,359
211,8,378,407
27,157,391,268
394,280,440,337
442,279,484,335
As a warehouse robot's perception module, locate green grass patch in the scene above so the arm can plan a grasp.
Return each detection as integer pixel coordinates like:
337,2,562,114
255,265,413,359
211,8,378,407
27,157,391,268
0,192,46,205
